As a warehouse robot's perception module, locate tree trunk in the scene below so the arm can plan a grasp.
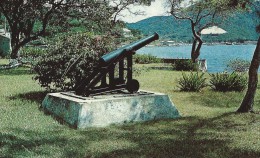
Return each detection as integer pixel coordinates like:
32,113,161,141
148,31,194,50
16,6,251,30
190,22,203,63
10,46,20,59
191,38,203,63
237,36,260,113
191,39,197,62
10,32,20,59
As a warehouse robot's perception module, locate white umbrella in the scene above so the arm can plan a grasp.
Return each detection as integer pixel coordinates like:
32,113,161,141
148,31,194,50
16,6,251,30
201,26,227,35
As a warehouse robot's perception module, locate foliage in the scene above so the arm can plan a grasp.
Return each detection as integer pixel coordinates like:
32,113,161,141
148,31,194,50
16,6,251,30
0,0,125,59
178,72,207,92
167,0,229,62
22,47,46,58
173,59,199,71
20,46,47,65
226,58,250,72
210,72,247,92
133,54,161,64
33,33,113,91
128,28,142,38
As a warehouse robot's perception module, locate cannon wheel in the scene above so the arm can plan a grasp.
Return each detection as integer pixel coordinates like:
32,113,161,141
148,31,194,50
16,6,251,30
126,79,140,93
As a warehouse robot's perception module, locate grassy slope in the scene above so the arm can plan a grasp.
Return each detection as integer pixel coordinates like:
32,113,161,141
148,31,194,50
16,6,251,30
0,66,260,157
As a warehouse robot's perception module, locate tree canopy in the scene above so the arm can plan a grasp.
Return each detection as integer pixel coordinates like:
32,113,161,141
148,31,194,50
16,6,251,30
0,0,114,59
167,0,232,62
0,0,154,60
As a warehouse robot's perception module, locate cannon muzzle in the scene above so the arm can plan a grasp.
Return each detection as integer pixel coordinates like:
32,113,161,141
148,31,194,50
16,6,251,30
100,32,159,66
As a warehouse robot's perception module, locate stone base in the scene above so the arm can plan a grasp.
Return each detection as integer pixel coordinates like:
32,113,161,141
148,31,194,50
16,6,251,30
41,90,180,128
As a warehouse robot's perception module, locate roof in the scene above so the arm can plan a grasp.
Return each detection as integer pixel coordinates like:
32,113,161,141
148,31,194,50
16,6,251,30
201,26,227,35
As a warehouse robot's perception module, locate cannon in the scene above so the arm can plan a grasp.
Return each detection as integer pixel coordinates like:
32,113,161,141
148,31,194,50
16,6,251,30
75,33,159,96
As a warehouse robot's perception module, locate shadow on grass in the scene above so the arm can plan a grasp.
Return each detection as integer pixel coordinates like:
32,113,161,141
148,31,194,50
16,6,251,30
82,112,260,158
9,91,79,129
0,128,73,157
93,112,260,158
9,91,47,104
187,90,245,108
1,113,260,157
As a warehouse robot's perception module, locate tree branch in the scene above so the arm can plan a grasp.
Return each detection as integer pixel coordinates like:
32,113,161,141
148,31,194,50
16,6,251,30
191,21,202,43
171,13,193,23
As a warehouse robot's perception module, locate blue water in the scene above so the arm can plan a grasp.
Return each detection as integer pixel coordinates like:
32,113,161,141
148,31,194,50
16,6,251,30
136,45,256,72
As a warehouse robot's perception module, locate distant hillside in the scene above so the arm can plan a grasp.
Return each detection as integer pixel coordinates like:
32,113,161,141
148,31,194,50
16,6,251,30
127,11,259,43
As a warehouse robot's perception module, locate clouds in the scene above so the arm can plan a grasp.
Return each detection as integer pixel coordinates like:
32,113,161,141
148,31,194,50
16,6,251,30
117,0,169,23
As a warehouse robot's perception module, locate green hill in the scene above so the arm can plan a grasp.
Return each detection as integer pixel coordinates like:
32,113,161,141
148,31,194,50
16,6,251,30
127,11,259,43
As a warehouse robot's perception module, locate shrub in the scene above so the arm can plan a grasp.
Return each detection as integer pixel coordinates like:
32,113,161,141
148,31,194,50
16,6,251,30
33,33,114,91
210,72,247,92
226,58,250,72
133,54,161,64
173,59,198,71
22,47,47,58
178,72,207,92
21,47,47,65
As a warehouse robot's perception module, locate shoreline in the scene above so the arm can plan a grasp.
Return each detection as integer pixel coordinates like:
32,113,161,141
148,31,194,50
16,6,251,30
151,40,257,47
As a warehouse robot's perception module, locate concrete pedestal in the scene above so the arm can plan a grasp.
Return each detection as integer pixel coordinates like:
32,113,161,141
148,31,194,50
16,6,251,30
41,90,180,128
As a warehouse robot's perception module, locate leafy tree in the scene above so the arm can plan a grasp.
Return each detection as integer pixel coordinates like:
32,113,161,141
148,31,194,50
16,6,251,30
0,0,117,60
0,0,154,61
110,0,155,22
167,0,231,62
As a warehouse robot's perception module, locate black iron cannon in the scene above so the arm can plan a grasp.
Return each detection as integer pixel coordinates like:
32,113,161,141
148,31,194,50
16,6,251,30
75,33,159,96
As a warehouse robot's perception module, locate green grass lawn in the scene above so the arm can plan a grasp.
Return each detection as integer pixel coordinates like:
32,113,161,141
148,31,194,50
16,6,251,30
0,66,260,157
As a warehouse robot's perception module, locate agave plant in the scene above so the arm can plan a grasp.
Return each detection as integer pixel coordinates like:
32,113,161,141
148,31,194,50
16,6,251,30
178,72,207,92
209,72,247,92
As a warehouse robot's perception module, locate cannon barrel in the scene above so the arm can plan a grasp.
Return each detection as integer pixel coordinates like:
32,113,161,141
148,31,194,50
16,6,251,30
100,32,159,66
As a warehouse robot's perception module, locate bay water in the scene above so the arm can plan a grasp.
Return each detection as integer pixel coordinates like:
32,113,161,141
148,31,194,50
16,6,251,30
136,44,256,72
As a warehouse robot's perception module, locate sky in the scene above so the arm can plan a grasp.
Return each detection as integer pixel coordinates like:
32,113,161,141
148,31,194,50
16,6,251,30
117,0,169,23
